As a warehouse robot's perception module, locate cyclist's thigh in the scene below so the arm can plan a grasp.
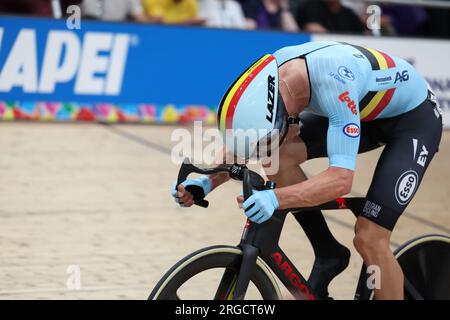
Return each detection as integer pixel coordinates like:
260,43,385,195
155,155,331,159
299,112,381,160
361,99,443,231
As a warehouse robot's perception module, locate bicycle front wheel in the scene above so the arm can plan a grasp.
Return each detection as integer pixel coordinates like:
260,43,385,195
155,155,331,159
394,234,450,300
149,245,282,300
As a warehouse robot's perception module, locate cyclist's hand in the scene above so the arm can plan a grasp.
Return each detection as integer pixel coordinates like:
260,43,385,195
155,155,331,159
241,190,279,224
173,184,195,207
171,176,212,207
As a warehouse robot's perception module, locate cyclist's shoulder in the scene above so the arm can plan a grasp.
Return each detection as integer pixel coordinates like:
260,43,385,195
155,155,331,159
273,41,341,64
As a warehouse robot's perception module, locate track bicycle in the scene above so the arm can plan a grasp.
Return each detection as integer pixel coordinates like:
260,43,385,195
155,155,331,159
149,159,450,300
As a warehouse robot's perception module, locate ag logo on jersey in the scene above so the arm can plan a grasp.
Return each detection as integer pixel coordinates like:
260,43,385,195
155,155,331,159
394,70,409,83
343,123,360,138
395,170,418,205
338,66,355,81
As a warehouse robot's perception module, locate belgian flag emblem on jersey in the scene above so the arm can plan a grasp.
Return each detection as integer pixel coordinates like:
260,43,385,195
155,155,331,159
351,45,397,121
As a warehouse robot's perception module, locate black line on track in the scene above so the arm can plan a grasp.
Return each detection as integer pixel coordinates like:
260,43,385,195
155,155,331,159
99,122,172,155
100,123,449,237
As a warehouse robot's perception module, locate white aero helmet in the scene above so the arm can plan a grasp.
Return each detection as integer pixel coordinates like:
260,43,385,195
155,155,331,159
217,54,289,160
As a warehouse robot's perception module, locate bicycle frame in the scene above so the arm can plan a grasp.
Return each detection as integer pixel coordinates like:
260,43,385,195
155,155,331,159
230,198,364,300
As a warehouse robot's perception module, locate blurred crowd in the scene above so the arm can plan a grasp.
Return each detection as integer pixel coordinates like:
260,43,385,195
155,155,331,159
0,0,449,38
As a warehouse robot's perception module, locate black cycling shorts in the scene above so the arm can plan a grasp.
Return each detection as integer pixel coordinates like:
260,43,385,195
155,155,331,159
299,93,443,230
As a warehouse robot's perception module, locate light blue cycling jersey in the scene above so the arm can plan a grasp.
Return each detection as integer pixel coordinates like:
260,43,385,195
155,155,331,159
273,41,429,171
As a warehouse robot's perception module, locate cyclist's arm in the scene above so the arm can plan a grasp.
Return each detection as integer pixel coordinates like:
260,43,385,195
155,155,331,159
206,146,234,191
274,167,353,209
209,171,230,191
275,65,360,209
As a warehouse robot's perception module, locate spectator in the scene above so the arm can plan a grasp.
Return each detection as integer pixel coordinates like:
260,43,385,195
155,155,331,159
240,0,299,32
289,0,309,15
82,0,148,22
341,0,396,36
0,0,80,17
198,0,249,29
380,5,427,37
423,6,450,38
295,0,366,34
341,0,365,17
142,0,204,25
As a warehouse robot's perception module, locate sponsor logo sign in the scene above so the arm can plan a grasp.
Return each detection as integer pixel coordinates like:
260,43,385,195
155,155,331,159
394,70,409,83
271,252,315,300
395,170,418,205
338,91,358,115
0,28,132,96
338,66,355,81
376,76,392,85
266,75,275,123
343,123,360,137
362,200,382,218
412,139,429,167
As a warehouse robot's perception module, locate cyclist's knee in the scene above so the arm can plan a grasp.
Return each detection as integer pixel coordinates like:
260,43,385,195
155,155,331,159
353,232,390,261
353,218,391,260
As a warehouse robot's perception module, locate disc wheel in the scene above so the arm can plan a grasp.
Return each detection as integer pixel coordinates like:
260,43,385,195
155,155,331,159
394,234,450,300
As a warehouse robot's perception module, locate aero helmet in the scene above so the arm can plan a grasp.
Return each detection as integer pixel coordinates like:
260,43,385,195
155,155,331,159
217,54,289,160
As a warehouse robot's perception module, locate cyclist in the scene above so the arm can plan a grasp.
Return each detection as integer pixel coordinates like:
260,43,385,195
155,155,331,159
172,41,443,299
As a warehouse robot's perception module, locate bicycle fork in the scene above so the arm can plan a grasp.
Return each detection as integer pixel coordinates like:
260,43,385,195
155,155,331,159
233,243,260,300
228,218,258,300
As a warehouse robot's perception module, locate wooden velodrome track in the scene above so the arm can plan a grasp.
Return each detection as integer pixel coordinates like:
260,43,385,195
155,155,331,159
0,122,449,299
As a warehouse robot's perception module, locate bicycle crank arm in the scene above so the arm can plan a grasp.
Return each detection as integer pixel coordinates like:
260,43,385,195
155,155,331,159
232,244,259,300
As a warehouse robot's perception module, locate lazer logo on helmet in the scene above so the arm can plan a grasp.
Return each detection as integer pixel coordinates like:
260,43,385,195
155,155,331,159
266,75,275,123
0,28,132,95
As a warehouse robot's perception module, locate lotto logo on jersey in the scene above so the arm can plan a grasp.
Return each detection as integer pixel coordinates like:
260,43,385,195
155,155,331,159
343,123,360,138
338,91,358,115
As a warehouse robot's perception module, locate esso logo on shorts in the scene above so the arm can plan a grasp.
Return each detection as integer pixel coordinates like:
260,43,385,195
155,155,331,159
395,170,418,205
343,123,360,138
338,66,355,81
